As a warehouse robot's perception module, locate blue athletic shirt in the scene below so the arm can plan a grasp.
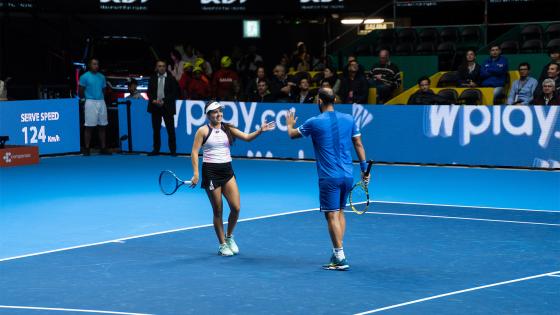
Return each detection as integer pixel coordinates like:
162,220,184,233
297,111,361,179
79,71,107,100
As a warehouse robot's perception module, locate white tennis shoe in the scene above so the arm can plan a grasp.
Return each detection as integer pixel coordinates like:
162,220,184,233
218,243,234,256
226,235,239,255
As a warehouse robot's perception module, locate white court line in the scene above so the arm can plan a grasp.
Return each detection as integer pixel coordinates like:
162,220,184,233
0,208,317,263
549,274,560,278
2,200,558,263
354,270,560,315
358,211,560,227
0,305,152,315
371,200,560,213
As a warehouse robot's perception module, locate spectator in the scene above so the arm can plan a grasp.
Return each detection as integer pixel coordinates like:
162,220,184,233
209,49,222,76
269,64,294,102
178,62,193,98
182,44,197,65
187,66,211,101
147,60,179,156
245,66,267,100
312,55,328,71
126,78,143,99
212,56,240,101
79,58,110,156
346,54,366,75
339,60,369,104
279,54,291,70
296,53,312,72
322,66,341,95
531,79,560,105
238,45,264,77
543,63,560,92
370,49,401,103
293,78,315,103
0,77,9,101
480,45,509,102
539,48,560,82
291,42,308,70
168,49,184,82
457,49,481,87
535,63,560,99
407,76,449,105
507,62,538,105
195,56,213,78
251,79,274,103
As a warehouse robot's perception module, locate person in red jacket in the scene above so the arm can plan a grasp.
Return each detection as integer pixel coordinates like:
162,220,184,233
179,62,193,99
212,56,240,101
188,66,211,101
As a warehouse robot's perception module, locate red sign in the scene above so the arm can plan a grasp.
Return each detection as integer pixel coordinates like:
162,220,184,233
0,145,39,167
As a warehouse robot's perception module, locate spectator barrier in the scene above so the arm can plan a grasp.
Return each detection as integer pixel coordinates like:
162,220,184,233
118,99,560,169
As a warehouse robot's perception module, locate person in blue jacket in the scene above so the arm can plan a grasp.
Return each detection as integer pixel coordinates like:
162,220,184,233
480,45,509,104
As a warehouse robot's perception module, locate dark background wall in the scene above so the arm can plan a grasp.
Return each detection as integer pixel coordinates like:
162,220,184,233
1,0,558,98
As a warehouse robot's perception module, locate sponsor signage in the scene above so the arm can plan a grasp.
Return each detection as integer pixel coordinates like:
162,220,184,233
118,100,560,169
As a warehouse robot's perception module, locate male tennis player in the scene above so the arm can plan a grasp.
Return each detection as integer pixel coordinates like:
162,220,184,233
286,87,369,271
190,101,275,256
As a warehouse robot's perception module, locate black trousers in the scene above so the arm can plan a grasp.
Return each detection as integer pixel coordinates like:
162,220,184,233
151,107,176,153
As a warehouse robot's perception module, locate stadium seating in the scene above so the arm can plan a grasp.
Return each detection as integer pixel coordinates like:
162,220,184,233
436,71,459,87
458,88,483,105
521,24,543,41
545,23,560,40
520,39,544,53
437,89,459,104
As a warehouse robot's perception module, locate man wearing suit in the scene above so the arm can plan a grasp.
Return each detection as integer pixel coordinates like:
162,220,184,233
148,60,179,156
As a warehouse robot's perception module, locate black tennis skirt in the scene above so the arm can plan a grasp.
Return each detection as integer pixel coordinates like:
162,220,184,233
201,162,235,190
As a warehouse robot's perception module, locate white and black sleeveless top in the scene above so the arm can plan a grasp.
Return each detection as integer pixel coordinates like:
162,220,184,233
202,124,232,164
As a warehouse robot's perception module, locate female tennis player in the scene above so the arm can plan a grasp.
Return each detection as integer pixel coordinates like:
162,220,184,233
190,101,275,256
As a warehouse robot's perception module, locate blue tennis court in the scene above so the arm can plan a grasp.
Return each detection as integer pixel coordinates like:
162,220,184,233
1,155,559,315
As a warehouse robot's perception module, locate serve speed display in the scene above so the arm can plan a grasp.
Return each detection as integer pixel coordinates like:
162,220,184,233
0,99,80,155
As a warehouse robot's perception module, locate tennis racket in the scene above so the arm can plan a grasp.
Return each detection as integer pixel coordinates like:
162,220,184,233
159,170,192,195
348,160,374,214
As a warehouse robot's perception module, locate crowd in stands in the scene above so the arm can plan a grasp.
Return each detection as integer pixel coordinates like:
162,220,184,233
407,46,560,105
121,42,560,106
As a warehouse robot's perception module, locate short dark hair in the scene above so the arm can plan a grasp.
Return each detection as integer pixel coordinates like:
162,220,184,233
317,87,336,105
129,78,138,85
156,59,167,65
417,76,430,85
549,47,560,55
88,57,99,65
549,63,559,70
490,45,500,50
257,79,268,86
518,62,530,70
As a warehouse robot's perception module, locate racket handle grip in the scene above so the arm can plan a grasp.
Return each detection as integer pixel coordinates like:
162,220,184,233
366,160,374,175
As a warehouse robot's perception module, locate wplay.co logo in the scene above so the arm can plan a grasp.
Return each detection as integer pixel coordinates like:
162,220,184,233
3,152,12,164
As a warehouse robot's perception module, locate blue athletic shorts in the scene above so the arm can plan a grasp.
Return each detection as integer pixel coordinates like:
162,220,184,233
319,177,354,212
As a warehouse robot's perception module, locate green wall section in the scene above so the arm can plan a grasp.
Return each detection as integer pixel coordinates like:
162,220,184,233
356,56,439,89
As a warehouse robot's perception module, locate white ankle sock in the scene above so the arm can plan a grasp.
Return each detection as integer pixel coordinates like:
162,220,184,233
333,247,345,260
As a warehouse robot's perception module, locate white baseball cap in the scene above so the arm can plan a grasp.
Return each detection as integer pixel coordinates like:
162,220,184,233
205,101,224,114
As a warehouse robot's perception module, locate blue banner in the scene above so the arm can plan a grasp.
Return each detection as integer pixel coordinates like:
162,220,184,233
118,100,560,169
0,99,80,155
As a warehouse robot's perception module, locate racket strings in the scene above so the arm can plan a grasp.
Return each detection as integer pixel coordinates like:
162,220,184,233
350,184,369,214
159,171,179,195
